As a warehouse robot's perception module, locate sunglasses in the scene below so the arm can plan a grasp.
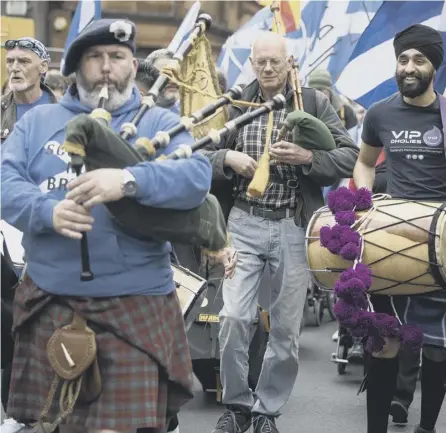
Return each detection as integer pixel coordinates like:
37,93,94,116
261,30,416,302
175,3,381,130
4,40,37,50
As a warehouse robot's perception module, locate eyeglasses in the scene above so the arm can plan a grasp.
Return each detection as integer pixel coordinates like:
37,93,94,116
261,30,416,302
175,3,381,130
252,57,288,70
4,40,37,50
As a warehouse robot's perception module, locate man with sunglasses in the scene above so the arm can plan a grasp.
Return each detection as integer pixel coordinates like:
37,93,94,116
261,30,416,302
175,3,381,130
205,32,358,433
1,38,57,143
0,37,56,432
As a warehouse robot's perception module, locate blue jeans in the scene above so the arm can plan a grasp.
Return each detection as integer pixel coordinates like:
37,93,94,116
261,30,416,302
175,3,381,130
219,206,309,416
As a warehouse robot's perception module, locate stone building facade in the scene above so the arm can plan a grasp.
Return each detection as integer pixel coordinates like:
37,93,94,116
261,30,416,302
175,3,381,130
43,1,261,67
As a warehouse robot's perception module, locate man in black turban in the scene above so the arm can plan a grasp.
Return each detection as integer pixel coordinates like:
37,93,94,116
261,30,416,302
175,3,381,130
352,22,446,433
393,23,444,99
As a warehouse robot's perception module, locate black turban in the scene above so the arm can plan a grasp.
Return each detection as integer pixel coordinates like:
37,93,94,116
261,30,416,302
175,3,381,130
393,24,443,70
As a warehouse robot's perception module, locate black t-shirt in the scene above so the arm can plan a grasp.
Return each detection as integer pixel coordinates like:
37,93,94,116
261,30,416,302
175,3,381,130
362,92,446,200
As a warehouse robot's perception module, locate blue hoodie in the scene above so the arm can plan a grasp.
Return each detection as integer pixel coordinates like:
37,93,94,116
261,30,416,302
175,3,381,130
1,86,212,297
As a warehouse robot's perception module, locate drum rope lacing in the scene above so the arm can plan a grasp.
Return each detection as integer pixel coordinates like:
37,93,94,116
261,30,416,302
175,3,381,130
308,197,444,293
309,188,425,353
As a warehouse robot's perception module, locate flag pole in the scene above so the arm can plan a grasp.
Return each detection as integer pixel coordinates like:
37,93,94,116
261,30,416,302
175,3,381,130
270,0,284,36
269,0,303,112
247,0,289,198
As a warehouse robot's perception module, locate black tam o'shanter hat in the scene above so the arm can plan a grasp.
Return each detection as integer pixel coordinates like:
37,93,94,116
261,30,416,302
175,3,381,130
62,18,136,76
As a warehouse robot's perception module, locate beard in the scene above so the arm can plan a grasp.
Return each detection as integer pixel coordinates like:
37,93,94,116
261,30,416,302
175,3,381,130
395,67,434,98
9,81,29,92
9,75,33,93
76,68,134,111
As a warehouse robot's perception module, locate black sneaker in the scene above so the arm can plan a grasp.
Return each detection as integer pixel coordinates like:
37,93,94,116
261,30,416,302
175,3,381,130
167,414,179,432
390,400,408,425
252,414,279,433
212,405,252,433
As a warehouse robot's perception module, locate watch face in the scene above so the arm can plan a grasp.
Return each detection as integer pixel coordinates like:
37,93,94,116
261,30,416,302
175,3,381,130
124,181,137,196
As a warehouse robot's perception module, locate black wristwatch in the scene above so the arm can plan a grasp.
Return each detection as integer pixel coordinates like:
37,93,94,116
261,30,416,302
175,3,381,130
121,170,137,197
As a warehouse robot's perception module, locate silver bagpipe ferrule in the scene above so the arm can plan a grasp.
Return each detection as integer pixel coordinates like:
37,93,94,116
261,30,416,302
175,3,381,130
161,94,286,161
148,85,244,154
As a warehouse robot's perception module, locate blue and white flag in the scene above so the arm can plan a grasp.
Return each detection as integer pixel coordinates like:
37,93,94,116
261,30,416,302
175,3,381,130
217,0,382,88
167,1,201,53
60,0,102,73
336,1,446,108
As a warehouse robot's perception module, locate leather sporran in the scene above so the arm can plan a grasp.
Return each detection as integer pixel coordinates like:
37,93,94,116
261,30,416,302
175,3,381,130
35,312,101,433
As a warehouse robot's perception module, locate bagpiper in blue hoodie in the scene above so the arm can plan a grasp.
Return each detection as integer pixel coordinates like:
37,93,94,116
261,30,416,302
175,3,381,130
1,85,212,297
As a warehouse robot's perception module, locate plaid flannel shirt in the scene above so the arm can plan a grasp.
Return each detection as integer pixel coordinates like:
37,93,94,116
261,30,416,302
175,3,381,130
234,93,299,210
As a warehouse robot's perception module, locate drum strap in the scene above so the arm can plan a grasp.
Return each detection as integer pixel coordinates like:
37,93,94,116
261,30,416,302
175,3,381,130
428,203,446,289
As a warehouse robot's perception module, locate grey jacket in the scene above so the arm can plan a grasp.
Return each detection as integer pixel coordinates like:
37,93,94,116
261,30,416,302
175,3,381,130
1,83,57,143
202,80,359,226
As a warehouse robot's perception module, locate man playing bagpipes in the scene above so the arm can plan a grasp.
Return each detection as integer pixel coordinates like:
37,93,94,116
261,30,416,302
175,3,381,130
1,18,215,433
204,31,359,433
353,24,446,433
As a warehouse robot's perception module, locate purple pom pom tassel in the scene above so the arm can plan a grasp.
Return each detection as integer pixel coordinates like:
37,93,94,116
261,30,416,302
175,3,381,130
400,325,424,352
340,242,360,261
320,226,332,247
355,188,373,211
335,210,356,226
327,187,356,213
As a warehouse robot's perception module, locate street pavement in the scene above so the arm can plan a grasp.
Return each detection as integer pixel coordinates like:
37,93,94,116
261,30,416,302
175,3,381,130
1,313,444,432
178,313,446,433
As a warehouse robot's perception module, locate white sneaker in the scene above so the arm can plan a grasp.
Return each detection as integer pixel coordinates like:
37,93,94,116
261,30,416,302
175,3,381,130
0,419,31,433
168,427,179,433
332,330,339,342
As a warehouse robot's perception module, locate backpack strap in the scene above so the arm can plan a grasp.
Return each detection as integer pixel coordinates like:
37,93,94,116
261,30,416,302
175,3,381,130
300,87,318,117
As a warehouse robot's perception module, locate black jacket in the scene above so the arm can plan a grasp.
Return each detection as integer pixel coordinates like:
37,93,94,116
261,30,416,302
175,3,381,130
1,82,57,143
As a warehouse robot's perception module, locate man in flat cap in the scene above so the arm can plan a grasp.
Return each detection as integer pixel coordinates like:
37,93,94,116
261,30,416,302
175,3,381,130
353,23,446,433
1,37,57,143
1,18,215,433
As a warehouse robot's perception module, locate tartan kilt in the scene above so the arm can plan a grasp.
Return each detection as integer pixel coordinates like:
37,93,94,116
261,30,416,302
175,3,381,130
7,275,194,431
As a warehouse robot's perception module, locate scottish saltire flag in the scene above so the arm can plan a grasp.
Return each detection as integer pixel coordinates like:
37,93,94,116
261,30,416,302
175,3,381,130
217,0,382,88
167,1,201,53
336,1,446,108
60,0,101,73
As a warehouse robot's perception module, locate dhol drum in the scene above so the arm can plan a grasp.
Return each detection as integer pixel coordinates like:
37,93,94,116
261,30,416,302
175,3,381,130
306,198,446,295
172,263,207,330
